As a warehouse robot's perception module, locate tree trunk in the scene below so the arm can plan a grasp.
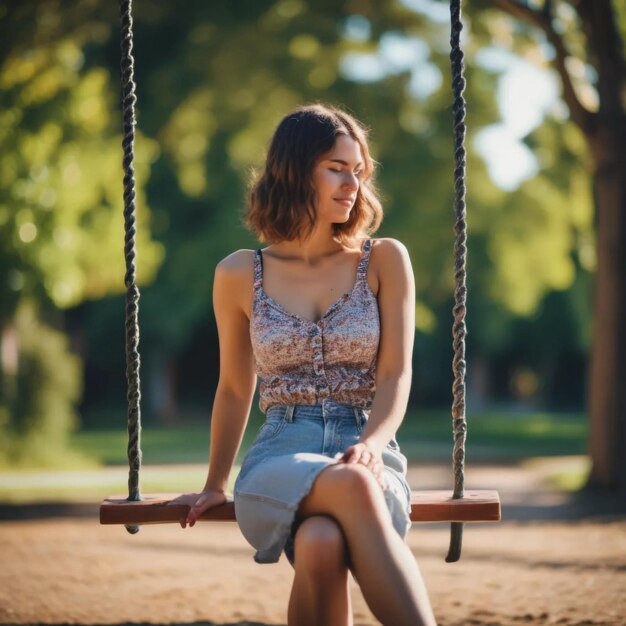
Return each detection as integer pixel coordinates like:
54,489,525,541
490,0,626,494
0,320,19,404
585,115,626,493
149,352,180,425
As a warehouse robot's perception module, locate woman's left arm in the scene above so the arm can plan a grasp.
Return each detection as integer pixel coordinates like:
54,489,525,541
352,238,416,457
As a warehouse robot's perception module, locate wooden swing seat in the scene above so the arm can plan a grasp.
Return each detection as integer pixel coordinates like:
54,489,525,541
100,489,500,526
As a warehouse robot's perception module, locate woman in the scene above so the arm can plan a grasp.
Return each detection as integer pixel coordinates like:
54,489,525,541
174,103,438,626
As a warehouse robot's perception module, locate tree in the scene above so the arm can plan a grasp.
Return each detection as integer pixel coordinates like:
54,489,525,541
477,0,626,496
1,0,607,470
60,0,594,425
0,2,164,461
109,1,593,420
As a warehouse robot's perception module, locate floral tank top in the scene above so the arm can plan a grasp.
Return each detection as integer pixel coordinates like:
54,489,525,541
250,238,380,414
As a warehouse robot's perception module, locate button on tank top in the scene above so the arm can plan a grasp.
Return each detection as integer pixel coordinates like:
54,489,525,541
250,238,380,414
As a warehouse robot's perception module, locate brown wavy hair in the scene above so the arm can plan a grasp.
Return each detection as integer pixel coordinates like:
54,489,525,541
242,102,384,245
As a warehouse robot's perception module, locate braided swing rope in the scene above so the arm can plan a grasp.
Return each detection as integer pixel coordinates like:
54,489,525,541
120,0,143,534
446,0,469,563
116,0,472,559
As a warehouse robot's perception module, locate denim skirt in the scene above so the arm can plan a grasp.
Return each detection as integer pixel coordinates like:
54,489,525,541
233,399,413,566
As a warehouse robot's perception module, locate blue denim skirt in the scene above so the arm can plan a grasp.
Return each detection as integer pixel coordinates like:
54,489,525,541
233,399,413,566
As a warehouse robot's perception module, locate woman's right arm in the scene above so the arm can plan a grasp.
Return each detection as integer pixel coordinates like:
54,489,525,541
204,252,257,493
175,251,257,526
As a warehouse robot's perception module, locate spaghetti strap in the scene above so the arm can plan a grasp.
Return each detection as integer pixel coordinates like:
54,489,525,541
253,249,263,292
356,238,373,282
249,236,379,413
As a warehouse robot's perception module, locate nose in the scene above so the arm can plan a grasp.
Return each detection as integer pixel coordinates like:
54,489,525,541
342,172,359,190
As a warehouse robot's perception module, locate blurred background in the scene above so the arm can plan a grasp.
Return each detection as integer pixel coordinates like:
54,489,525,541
0,0,624,506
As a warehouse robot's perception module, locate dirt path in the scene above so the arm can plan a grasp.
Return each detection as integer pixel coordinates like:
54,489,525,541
0,458,624,626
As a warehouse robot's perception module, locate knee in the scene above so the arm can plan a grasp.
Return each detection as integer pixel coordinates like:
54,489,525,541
293,515,348,576
296,462,388,527
331,462,385,511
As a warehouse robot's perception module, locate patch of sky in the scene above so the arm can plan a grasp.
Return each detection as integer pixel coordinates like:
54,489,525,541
399,0,469,55
474,126,539,190
381,32,429,73
343,14,371,42
584,63,598,84
340,31,441,99
475,45,514,73
339,13,563,191
538,40,556,62
473,50,561,190
400,0,450,25
408,63,442,99
340,52,387,82
498,57,560,136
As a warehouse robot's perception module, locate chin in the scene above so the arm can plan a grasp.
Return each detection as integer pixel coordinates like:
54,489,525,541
322,205,352,224
336,207,353,219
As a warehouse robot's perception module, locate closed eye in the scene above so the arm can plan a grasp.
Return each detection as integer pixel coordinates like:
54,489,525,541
329,168,365,178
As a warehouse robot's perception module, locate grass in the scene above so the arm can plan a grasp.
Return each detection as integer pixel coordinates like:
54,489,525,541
396,409,588,460
67,408,588,467
65,408,590,466
0,464,233,503
0,408,588,503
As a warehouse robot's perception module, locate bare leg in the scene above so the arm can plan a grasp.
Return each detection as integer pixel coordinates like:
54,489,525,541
287,515,353,626
296,463,438,626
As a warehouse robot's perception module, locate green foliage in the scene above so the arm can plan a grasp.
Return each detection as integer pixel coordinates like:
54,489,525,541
112,0,592,362
0,19,164,317
1,1,596,336
0,302,88,467
0,4,167,464
0,0,607,450
482,120,593,317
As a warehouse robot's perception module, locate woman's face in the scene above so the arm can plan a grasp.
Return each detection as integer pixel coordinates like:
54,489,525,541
311,134,364,225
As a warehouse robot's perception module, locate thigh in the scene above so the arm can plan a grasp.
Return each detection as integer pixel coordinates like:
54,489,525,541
295,461,385,522
296,458,411,543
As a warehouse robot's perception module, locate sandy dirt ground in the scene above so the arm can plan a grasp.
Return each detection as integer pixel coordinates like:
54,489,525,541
0,458,624,626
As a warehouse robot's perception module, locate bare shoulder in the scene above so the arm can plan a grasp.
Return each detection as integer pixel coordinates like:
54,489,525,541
370,237,409,258
369,237,412,275
216,248,256,275
214,249,256,315
363,238,411,296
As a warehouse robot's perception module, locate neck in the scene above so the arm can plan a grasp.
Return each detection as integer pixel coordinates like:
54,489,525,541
274,224,345,263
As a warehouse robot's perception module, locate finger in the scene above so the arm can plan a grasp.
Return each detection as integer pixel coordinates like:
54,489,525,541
343,448,358,463
358,452,375,470
347,448,359,463
359,456,371,469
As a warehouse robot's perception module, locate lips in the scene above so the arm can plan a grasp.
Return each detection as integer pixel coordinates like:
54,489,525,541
334,198,355,207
